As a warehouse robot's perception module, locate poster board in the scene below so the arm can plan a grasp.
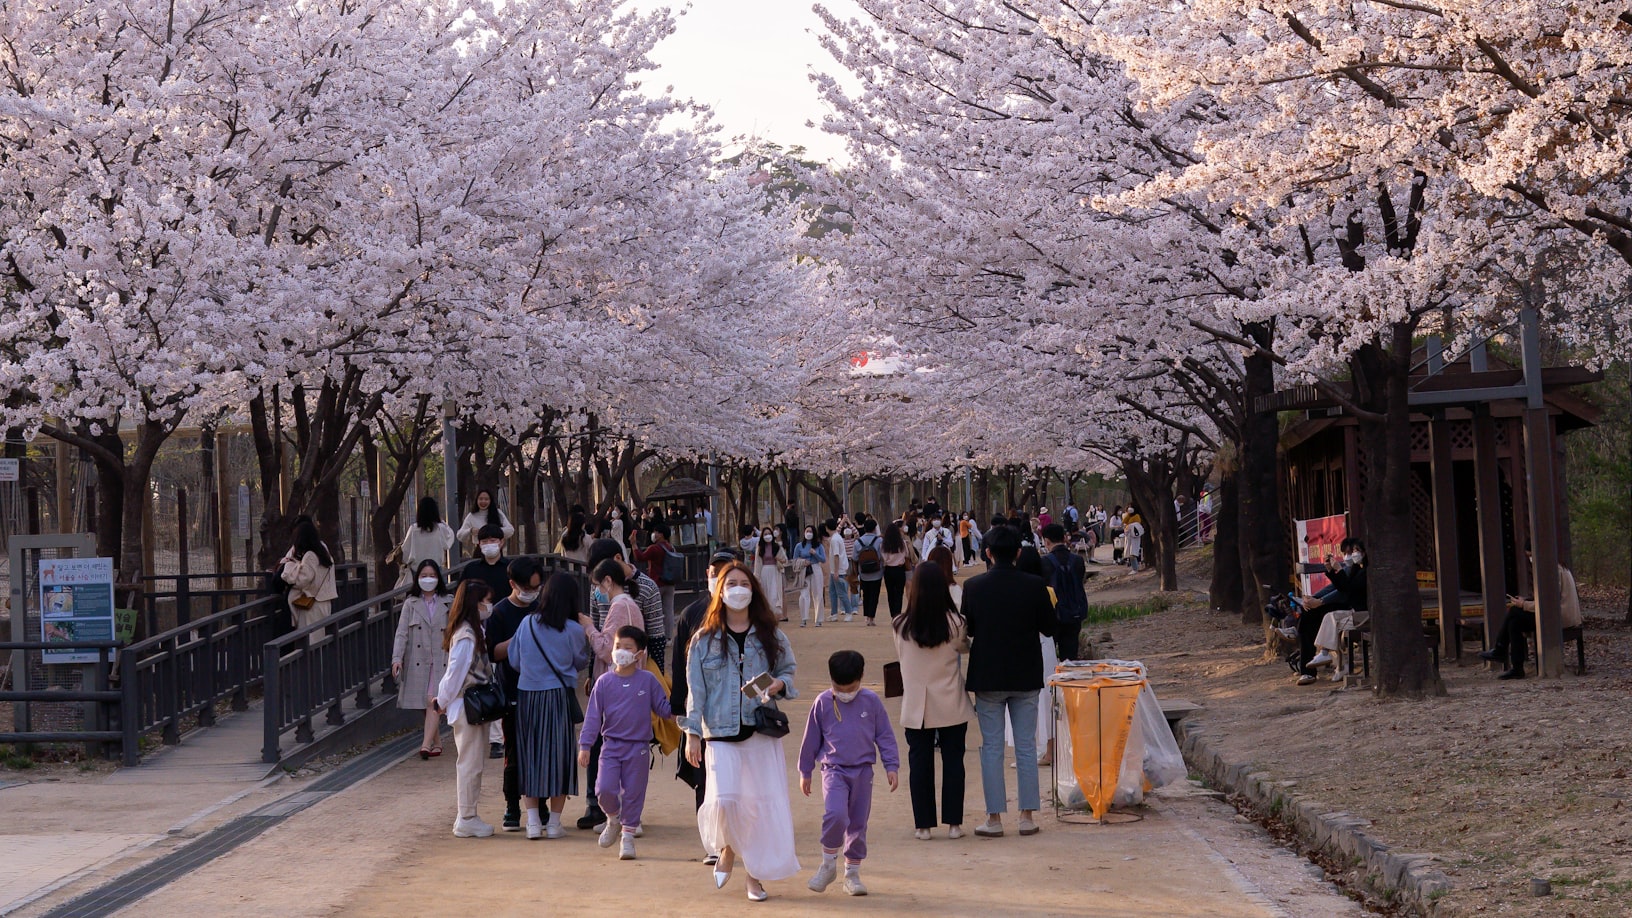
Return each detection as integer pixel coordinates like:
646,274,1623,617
1294,515,1347,596
39,556,115,663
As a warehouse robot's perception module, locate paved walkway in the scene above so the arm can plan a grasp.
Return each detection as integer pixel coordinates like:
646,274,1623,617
83,583,1366,917
1,704,287,917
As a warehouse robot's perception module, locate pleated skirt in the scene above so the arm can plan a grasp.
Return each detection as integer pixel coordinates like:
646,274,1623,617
516,687,578,799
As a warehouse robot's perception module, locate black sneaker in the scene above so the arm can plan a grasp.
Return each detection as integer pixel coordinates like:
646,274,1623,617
489,742,504,760
503,811,522,832
576,809,607,831
1477,649,1501,662
1497,668,1525,680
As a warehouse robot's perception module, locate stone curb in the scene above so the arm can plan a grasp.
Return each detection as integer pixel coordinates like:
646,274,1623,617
1176,719,1458,917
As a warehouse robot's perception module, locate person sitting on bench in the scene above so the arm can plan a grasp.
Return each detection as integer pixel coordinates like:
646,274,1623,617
1295,539,1367,686
1480,547,1581,680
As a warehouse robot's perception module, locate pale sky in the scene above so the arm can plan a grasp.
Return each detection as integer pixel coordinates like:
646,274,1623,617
630,0,862,164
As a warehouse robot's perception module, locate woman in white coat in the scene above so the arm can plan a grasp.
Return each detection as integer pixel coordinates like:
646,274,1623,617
402,497,456,575
455,489,514,551
751,528,788,622
279,519,338,630
433,580,497,837
394,559,450,759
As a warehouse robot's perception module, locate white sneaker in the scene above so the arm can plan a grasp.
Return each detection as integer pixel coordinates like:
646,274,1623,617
545,818,565,840
599,816,621,847
808,860,839,892
1296,674,1317,686
634,825,644,838
526,820,543,840
453,817,494,838
843,870,868,896
619,834,636,860
1308,651,1333,667
947,825,964,839
914,828,931,840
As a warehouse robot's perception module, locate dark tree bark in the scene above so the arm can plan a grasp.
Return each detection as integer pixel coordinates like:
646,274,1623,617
1209,472,1245,615
1121,451,1181,591
1353,327,1441,697
1238,323,1288,624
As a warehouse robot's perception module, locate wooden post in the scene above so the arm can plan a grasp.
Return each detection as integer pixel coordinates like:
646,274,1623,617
25,486,40,534
55,442,71,533
176,488,190,626
1518,307,1562,677
141,484,156,586
215,430,232,577
1471,406,1507,651
1342,424,1364,536
1428,418,1461,658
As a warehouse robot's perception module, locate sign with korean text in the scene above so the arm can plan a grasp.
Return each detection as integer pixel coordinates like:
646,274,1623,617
39,557,116,663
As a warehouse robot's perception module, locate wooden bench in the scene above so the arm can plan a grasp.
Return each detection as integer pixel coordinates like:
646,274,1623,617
1462,614,1587,674
1345,619,1440,683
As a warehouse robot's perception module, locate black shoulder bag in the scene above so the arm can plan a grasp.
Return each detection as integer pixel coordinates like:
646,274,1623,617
739,632,789,738
460,642,509,726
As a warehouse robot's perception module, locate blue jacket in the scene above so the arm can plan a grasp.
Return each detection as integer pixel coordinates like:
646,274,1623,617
681,626,798,739
794,542,826,566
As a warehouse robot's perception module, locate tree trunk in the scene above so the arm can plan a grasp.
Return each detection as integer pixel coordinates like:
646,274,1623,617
1354,327,1440,697
1209,473,1244,615
1238,323,1288,623
1121,453,1180,591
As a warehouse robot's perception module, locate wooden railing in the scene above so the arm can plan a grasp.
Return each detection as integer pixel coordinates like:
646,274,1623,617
261,555,587,764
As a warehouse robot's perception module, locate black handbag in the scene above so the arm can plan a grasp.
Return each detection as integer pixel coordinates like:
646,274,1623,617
462,679,509,726
752,701,790,738
530,621,584,723
461,649,508,725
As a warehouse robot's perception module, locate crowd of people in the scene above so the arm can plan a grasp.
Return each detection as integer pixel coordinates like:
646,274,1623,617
383,498,1097,901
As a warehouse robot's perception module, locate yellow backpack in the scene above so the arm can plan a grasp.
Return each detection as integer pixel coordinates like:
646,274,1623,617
644,657,683,756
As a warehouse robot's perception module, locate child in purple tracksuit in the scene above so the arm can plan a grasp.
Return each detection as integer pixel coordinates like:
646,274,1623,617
799,650,900,897
578,626,672,860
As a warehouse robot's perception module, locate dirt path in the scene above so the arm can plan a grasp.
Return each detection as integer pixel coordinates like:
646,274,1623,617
1097,556,1632,918
112,577,1367,917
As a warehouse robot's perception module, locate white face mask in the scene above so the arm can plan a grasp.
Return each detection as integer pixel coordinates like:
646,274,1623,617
723,585,754,610
1348,552,1364,565
611,648,638,668
418,576,439,593
478,603,493,621
515,589,539,605
804,531,815,541
833,689,859,703
480,542,501,560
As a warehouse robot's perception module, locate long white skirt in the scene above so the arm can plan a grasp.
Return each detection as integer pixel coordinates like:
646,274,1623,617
760,565,784,618
1007,634,1058,748
698,732,801,882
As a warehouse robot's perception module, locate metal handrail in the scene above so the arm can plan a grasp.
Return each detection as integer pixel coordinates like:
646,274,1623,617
261,554,585,764
0,642,123,761
118,594,287,765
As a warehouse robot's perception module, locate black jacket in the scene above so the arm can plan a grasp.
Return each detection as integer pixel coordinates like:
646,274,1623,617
962,564,1056,693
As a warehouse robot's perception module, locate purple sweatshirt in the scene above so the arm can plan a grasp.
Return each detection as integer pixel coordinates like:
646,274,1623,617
798,688,900,777
580,667,671,749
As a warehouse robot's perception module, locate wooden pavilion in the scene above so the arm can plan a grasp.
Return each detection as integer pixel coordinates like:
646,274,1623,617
1266,310,1599,675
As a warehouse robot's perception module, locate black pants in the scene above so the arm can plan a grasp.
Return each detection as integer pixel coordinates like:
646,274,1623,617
860,578,882,621
905,724,966,829
883,566,907,619
583,734,604,815
1493,605,1534,671
1297,607,1331,676
960,536,975,564
501,707,521,817
1056,620,1081,662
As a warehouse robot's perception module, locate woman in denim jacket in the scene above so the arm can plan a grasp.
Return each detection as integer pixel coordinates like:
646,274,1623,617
682,562,799,901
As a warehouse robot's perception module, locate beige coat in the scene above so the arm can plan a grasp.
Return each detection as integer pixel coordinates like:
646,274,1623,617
281,550,338,630
890,614,976,730
392,594,449,709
